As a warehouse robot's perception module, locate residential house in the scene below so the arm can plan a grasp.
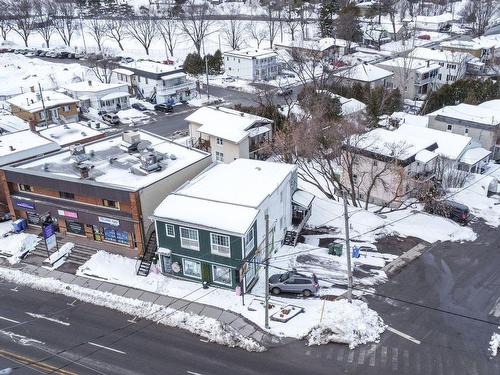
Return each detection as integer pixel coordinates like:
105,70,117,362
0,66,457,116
274,38,358,60
186,106,273,162
341,128,439,207
63,81,130,113
427,103,500,160
408,47,474,86
7,90,79,129
440,38,496,62
38,122,104,147
362,28,391,48
378,112,429,129
0,109,30,134
376,57,440,100
333,63,393,89
415,13,453,31
152,159,312,291
0,130,211,257
319,92,366,116
112,61,195,104
223,48,279,81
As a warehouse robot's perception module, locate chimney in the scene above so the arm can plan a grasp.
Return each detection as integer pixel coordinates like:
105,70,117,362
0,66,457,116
9,145,15,151
79,165,90,179
240,112,244,116
427,60,430,67
88,80,92,86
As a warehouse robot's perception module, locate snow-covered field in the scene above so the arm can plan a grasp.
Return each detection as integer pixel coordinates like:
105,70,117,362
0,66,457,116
76,250,385,347
0,221,40,265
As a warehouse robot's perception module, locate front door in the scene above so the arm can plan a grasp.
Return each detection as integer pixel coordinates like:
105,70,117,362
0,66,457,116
202,263,210,283
93,225,103,241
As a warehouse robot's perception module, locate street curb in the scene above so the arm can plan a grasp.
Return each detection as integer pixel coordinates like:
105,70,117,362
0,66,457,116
382,243,429,276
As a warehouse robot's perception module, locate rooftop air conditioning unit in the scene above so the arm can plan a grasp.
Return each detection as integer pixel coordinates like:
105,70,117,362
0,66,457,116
139,153,162,173
120,130,141,153
70,143,89,163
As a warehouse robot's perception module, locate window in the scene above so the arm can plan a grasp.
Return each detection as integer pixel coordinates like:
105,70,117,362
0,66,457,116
180,227,199,250
353,174,358,183
373,161,378,166
212,264,232,286
138,76,141,82
280,190,283,203
210,233,230,257
216,151,224,162
50,108,59,119
183,258,201,279
19,184,33,192
39,111,46,120
145,77,148,84
438,73,442,80
63,105,71,112
166,224,175,237
447,63,457,70
59,191,74,199
103,199,120,209
447,124,453,132
216,137,223,145
446,74,456,82
244,228,255,255
464,128,469,135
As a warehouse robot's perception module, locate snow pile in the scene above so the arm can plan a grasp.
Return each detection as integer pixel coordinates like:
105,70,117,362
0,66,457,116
490,330,500,357
44,242,74,270
0,267,264,352
0,222,40,264
307,299,385,348
116,108,150,125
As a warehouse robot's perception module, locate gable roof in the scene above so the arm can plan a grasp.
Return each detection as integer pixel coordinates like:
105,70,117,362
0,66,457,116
428,103,500,126
333,64,393,83
7,90,78,113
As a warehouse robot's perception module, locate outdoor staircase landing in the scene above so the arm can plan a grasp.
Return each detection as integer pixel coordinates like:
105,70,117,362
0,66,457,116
136,231,157,277
283,230,298,246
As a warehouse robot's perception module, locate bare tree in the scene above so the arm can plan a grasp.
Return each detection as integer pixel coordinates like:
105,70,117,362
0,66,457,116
105,18,128,51
52,0,77,47
87,55,118,83
0,0,13,41
334,3,362,51
34,0,56,48
284,0,300,41
223,7,244,50
379,0,399,41
10,0,36,47
157,17,178,58
247,21,267,49
262,0,281,48
180,0,213,55
282,47,332,88
460,0,497,36
126,14,157,55
87,18,107,52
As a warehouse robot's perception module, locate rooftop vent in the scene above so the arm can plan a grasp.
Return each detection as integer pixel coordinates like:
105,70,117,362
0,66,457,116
120,130,141,153
63,124,69,129
169,154,176,160
81,131,87,136
109,156,118,164
140,153,162,173
240,112,244,116
88,80,92,86
43,163,49,171
76,163,93,179
70,143,89,163
9,145,15,151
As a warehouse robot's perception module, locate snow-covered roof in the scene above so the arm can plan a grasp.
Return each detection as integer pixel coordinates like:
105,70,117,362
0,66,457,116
178,159,296,208
275,37,358,52
390,112,428,128
186,106,272,144
377,57,440,73
333,64,393,83
0,110,30,133
120,61,178,74
63,81,129,93
248,126,271,137
292,190,315,208
428,103,500,126
161,72,186,80
100,92,129,101
415,13,453,24
38,122,104,147
7,90,77,113
332,94,367,115
478,100,500,111
415,149,438,164
16,130,210,190
113,68,134,76
409,47,473,64
353,128,436,161
460,148,492,166
224,48,277,59
0,130,60,166
396,124,471,160
153,194,259,235
440,38,496,50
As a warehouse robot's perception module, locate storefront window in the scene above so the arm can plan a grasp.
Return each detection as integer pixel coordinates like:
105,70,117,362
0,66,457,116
103,227,129,245
212,265,232,286
27,212,40,225
182,258,201,279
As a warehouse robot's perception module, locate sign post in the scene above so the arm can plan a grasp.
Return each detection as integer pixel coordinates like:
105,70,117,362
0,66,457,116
41,215,58,258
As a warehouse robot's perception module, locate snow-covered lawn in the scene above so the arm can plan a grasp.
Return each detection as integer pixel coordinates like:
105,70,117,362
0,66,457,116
0,221,40,265
207,76,260,94
76,250,385,347
0,267,263,352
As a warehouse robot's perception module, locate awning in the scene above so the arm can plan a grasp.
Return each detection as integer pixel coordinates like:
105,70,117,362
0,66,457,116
248,126,271,137
460,147,492,165
292,190,315,209
100,92,130,101
415,149,438,164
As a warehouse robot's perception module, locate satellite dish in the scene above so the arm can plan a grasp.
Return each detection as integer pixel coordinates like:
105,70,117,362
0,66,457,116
136,140,152,153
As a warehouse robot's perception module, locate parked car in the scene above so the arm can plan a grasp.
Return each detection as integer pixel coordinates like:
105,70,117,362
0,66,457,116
102,113,120,125
418,34,431,40
269,270,319,297
277,87,293,96
0,48,10,53
74,52,86,59
121,56,134,63
424,200,470,224
154,103,174,113
223,77,236,83
162,59,174,65
132,102,148,111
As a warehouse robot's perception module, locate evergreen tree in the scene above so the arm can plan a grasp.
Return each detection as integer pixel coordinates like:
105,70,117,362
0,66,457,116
182,53,205,75
319,0,338,37
208,50,223,75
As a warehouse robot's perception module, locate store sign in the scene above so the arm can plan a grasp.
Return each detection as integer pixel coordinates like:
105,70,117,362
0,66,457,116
98,216,120,226
42,223,55,239
15,200,35,210
57,209,78,219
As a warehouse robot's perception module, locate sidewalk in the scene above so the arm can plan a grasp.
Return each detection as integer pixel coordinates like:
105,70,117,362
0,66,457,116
0,258,284,348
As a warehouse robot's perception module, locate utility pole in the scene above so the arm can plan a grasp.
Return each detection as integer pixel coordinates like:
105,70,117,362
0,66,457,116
264,213,270,329
342,190,353,303
79,7,87,54
38,83,49,128
202,39,210,101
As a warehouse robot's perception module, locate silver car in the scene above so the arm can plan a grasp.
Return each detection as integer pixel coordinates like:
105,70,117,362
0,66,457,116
269,271,319,297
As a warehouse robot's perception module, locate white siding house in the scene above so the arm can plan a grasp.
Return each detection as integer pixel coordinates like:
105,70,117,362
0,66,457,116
63,81,130,113
223,48,279,81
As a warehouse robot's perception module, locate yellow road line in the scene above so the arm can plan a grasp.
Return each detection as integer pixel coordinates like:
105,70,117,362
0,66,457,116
0,347,78,375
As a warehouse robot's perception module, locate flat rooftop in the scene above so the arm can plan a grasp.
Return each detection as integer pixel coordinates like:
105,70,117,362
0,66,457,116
429,103,500,126
224,48,277,59
63,81,128,93
38,122,104,146
0,130,60,166
120,60,180,75
15,130,210,191
378,57,441,73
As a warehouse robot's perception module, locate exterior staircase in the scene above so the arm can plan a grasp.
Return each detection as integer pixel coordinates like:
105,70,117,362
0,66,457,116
30,236,97,267
136,231,157,276
283,230,298,246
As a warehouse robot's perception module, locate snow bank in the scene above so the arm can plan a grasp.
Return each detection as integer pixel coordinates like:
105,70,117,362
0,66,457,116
0,267,264,352
0,222,40,264
490,331,500,357
307,299,385,348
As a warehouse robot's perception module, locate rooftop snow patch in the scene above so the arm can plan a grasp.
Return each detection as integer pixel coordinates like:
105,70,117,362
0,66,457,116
275,37,358,51
186,106,272,144
460,148,492,165
7,90,77,112
16,130,210,190
38,122,104,147
409,47,473,63
333,64,393,83
63,81,129,93
429,103,500,126
120,60,179,74
224,48,277,59
378,57,440,73
292,190,315,208
396,124,471,160
0,110,30,133
415,12,453,23
0,130,60,166
178,159,296,208
154,194,259,235
478,100,500,111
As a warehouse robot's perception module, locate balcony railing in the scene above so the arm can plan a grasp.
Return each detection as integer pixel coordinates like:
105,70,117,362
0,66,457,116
157,81,196,96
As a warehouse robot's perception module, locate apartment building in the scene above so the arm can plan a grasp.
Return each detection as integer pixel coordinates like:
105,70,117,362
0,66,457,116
223,48,279,81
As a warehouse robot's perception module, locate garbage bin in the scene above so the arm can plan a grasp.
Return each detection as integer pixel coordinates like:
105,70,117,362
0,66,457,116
12,219,25,232
328,243,343,256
